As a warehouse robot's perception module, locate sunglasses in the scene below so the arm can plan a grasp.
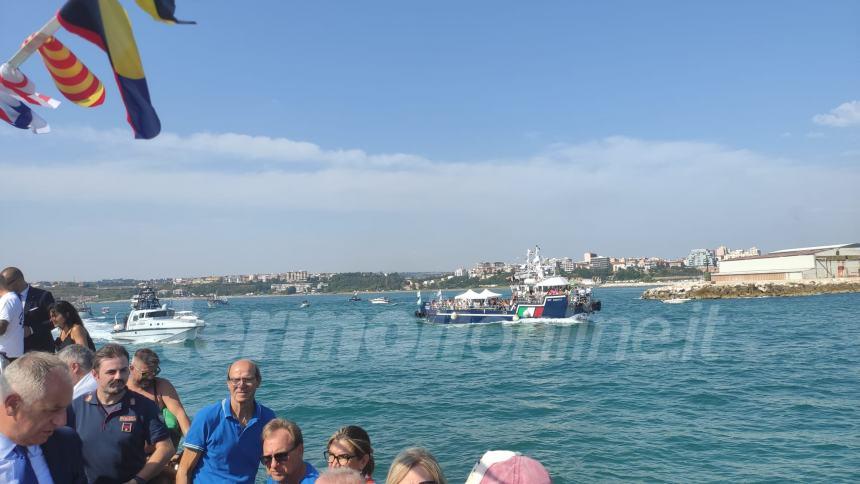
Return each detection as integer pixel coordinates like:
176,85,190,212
260,443,299,466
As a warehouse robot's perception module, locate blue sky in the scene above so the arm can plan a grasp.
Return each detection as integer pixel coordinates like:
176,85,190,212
2,1,858,280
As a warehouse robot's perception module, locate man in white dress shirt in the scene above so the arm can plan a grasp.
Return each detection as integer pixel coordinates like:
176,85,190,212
0,352,86,483
57,345,98,399
0,273,25,368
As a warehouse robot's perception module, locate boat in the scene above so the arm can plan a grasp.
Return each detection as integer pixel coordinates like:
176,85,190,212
663,298,691,304
415,246,601,324
300,300,310,308
206,293,229,308
100,307,111,315
75,301,93,318
369,297,390,304
348,291,361,302
112,287,205,344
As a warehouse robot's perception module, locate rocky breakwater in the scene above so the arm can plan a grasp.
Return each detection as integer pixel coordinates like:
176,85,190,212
641,278,860,300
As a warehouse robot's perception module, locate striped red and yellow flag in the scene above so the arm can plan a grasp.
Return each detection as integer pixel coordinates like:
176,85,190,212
36,36,105,108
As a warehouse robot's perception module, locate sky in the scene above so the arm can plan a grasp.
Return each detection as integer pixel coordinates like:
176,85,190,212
1,1,858,281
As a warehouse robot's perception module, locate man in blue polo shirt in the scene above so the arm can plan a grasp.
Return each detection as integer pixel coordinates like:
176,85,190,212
68,343,175,483
177,359,275,483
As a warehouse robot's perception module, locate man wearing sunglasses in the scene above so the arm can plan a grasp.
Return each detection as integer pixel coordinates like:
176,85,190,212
177,359,275,484
261,418,319,484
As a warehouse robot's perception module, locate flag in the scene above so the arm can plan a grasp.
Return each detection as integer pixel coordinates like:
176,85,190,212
0,90,50,133
134,0,196,24
0,63,60,108
58,0,161,139
35,37,105,107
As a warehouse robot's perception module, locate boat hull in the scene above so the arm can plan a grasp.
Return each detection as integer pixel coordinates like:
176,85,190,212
111,325,201,344
418,295,599,324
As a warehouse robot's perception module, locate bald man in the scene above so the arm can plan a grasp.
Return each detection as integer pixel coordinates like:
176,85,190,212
176,359,275,484
1,267,55,353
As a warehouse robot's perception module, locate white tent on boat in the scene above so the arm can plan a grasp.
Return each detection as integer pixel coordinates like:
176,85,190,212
478,289,502,298
535,276,570,288
454,289,484,300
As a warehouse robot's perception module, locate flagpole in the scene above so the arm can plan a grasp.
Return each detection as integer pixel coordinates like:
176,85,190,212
6,17,61,68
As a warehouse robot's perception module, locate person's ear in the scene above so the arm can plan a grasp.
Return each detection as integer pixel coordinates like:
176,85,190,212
4,394,22,416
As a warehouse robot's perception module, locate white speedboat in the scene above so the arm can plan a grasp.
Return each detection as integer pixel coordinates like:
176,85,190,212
663,298,691,304
112,287,205,344
300,300,310,308
369,297,391,304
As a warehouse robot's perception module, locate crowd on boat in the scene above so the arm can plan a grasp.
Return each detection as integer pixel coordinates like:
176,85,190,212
427,286,593,311
0,267,552,483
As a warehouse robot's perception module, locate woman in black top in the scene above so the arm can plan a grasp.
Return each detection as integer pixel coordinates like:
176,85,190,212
50,300,96,351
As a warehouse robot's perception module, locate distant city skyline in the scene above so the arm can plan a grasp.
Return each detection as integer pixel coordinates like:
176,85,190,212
2,1,858,281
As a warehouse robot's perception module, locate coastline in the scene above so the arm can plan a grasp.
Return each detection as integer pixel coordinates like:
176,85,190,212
641,278,860,300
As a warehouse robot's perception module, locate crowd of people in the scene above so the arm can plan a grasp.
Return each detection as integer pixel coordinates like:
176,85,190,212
0,267,552,483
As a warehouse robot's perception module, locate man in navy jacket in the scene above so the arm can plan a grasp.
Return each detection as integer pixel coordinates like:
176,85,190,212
0,352,85,483
1,267,56,353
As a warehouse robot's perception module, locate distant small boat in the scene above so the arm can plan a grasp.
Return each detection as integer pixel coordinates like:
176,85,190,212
369,297,390,305
101,307,111,315
207,293,229,308
348,291,361,302
75,301,93,318
663,298,691,304
300,300,310,308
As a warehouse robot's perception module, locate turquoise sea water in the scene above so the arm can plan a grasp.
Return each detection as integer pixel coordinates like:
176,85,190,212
87,288,860,482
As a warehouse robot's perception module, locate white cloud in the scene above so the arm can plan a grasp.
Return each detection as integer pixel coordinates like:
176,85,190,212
3,128,859,279
812,100,860,127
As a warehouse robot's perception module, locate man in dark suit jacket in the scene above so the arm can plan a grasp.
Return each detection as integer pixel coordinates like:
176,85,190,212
0,267,55,353
0,353,85,483
41,426,87,483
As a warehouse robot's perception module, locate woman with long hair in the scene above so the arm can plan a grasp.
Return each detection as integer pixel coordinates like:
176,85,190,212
50,300,96,351
325,426,376,483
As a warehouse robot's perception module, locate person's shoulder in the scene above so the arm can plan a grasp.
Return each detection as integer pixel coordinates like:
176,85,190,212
45,426,82,449
259,403,276,419
301,461,320,482
193,400,227,422
128,390,162,414
155,376,179,394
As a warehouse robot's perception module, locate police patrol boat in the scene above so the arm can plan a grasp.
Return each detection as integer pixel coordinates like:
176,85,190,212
112,287,205,344
415,246,601,324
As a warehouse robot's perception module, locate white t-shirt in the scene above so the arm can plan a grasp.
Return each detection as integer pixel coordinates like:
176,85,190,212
0,292,25,358
73,372,98,400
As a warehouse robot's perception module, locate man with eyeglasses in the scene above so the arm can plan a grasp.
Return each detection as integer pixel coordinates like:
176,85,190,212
1,267,55,354
128,348,192,448
261,418,319,484
177,359,275,484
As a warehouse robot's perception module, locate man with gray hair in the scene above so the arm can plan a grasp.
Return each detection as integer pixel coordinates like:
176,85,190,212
57,344,98,399
0,352,86,482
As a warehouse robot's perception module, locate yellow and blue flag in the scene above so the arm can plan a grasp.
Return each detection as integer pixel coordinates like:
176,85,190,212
135,0,196,24
58,0,161,139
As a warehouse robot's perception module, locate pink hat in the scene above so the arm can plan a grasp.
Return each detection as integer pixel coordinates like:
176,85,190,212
465,450,551,484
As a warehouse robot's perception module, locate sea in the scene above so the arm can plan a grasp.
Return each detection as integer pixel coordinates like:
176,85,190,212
83,287,860,483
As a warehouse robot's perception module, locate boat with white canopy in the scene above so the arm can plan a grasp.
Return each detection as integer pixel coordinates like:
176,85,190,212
416,246,601,324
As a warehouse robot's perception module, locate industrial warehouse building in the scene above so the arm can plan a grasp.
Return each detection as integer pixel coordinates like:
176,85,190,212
712,243,860,283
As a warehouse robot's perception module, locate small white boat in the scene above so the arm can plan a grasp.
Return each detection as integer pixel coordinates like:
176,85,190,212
101,307,111,315
207,293,229,308
663,298,691,304
300,300,310,308
112,287,205,344
75,301,93,318
369,297,391,305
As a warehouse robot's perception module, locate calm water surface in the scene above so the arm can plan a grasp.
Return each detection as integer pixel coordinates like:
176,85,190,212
88,288,860,482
